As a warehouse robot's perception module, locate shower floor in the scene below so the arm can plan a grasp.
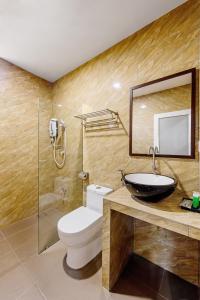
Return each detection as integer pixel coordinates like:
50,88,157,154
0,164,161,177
39,203,65,252
39,192,82,252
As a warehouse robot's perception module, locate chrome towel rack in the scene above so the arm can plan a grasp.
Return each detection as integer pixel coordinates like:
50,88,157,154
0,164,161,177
74,109,122,132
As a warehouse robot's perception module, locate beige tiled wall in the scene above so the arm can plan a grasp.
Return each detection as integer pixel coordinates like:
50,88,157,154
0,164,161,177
52,0,200,283
38,97,56,196
53,0,200,195
0,59,52,227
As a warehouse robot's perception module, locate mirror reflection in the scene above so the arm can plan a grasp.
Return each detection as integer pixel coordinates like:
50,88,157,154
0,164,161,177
130,69,195,158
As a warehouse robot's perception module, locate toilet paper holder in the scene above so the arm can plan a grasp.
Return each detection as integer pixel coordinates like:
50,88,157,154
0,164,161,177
78,171,89,180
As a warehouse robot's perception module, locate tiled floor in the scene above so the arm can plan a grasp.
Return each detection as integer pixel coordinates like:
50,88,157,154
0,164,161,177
0,215,147,300
1,215,199,300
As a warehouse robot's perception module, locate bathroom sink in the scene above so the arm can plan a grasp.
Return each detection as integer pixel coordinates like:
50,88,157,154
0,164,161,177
123,173,177,202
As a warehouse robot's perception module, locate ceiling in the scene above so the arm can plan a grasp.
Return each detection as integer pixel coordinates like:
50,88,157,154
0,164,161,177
0,0,186,82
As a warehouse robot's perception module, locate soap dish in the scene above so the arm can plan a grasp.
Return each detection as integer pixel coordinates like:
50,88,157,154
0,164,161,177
180,198,200,213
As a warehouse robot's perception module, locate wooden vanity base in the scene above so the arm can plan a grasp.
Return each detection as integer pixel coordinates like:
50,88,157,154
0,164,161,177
102,187,200,290
102,207,134,289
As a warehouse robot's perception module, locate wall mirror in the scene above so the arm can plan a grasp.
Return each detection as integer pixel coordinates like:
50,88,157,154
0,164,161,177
129,68,196,158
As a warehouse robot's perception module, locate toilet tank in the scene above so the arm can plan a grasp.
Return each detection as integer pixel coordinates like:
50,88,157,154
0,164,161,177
86,184,113,214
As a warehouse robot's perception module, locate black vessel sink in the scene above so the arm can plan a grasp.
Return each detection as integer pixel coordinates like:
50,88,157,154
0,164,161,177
123,173,177,202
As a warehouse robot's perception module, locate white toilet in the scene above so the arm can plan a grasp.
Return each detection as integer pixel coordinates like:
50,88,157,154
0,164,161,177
57,184,112,269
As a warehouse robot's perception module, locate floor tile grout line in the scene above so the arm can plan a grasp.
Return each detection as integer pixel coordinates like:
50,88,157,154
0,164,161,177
2,216,38,238
0,236,16,256
0,236,36,300
15,283,41,300
37,284,48,300
14,245,39,265
0,230,6,240
8,237,38,254
3,222,38,239
2,234,38,284
3,214,37,228
4,224,38,256
19,261,38,287
2,235,21,263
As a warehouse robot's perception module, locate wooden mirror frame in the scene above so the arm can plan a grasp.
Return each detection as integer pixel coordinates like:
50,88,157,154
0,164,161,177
129,68,196,159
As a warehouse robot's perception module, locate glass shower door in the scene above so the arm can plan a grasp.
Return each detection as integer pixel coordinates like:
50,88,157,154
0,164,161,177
38,99,83,253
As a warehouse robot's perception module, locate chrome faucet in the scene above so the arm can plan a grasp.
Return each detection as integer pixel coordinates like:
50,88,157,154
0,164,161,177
118,169,125,185
149,146,159,174
118,169,125,177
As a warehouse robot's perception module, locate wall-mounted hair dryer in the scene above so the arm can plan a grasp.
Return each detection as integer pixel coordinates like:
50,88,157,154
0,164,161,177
49,118,66,168
49,119,58,142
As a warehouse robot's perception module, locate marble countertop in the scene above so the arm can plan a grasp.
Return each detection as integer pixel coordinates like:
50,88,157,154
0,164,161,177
104,187,200,240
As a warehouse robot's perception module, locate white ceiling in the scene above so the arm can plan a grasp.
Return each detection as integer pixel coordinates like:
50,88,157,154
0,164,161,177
0,0,186,82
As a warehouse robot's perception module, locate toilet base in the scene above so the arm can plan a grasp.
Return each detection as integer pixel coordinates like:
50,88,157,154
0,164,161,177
66,235,102,269
63,251,102,279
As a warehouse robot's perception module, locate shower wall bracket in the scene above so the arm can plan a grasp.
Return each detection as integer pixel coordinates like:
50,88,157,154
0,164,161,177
74,109,122,132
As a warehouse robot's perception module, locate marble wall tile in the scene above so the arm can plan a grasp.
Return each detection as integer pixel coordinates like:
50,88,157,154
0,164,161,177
0,59,53,227
52,0,200,284
53,0,200,196
38,97,55,196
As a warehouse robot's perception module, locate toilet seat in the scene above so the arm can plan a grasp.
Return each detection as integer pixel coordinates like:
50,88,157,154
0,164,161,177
57,206,102,237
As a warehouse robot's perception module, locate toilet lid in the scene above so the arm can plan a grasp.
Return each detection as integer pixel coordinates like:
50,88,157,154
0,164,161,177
57,206,102,234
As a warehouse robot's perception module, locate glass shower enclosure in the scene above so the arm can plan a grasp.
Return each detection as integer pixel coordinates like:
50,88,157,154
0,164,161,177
38,99,83,253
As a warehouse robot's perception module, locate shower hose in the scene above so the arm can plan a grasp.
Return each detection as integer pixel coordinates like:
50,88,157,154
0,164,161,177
53,127,66,168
